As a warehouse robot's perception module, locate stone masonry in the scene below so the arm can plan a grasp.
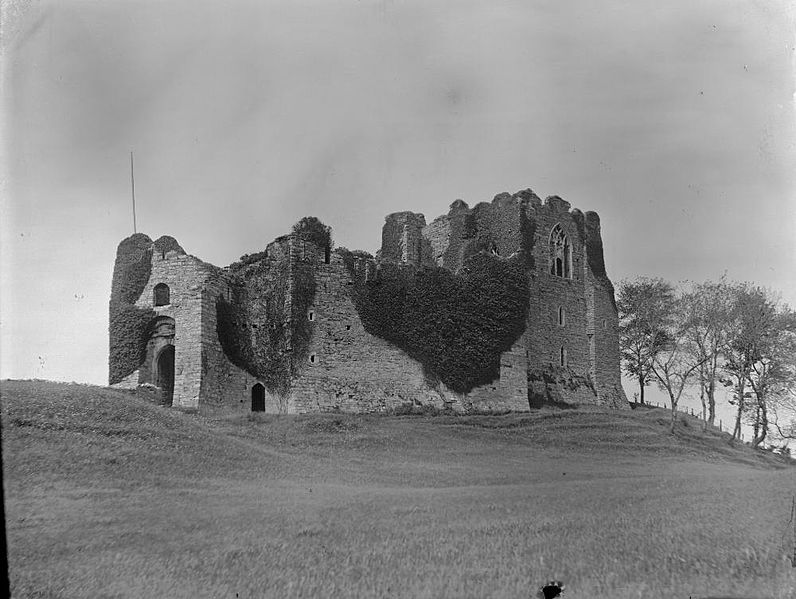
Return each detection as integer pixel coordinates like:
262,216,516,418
109,188,628,413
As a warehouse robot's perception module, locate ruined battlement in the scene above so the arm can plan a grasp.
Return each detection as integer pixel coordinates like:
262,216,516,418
109,187,628,414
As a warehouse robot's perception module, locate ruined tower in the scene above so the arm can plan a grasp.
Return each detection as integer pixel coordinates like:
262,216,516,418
109,187,628,413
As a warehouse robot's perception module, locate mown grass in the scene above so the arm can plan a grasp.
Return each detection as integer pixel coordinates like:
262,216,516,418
2,380,795,598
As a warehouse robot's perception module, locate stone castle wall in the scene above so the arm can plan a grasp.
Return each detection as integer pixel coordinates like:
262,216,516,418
415,191,627,409
198,236,294,414
287,243,529,413
109,187,628,413
197,272,278,414
129,248,219,409
525,196,593,403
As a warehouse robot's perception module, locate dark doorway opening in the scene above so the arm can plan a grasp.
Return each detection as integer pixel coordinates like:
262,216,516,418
156,345,175,406
251,383,265,412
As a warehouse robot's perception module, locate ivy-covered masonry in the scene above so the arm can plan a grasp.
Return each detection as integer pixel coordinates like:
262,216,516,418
339,243,530,394
109,234,155,384
109,188,627,413
215,218,330,397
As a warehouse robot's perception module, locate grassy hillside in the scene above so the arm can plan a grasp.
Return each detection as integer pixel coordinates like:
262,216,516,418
3,380,795,598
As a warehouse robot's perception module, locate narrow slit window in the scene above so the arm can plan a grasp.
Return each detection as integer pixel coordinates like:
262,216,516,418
308,310,315,322
309,353,317,364
558,306,565,326
560,347,567,367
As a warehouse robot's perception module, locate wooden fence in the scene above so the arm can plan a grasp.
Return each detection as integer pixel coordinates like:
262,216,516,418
642,401,744,442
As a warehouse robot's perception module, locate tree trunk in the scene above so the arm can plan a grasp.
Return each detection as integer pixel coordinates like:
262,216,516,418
752,398,768,448
700,380,707,432
639,375,645,405
706,355,719,426
732,375,746,439
733,387,744,441
707,378,716,426
670,392,678,434
733,404,742,440
752,405,760,443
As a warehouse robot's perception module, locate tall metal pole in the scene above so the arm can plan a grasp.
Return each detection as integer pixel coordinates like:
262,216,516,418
130,151,137,234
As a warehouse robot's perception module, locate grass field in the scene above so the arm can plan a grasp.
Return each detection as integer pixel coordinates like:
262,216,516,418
3,380,795,598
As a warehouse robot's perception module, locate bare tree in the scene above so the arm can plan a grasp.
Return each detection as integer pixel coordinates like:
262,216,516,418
618,277,676,405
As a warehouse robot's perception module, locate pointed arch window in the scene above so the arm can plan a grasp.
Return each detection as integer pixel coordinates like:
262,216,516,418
549,224,572,279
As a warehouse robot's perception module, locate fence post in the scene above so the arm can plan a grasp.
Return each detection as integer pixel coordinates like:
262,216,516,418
719,420,722,431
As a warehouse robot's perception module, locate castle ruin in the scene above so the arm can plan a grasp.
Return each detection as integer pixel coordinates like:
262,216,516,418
109,188,628,413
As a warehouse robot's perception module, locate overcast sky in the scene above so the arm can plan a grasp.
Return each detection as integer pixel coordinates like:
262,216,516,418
2,0,795,390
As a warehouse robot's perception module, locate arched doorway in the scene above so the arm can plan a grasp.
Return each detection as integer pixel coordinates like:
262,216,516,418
251,383,265,412
156,345,175,406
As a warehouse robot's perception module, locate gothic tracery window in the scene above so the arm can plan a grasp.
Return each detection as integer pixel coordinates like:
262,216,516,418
549,224,572,279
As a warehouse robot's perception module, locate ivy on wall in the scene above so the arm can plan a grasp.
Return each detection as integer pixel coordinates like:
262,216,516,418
216,218,327,396
229,251,269,273
456,197,537,271
109,303,157,384
292,216,331,253
289,217,327,375
583,212,617,310
217,262,292,395
153,235,184,257
109,234,157,384
110,234,153,304
217,211,535,396
340,250,531,393
289,261,317,374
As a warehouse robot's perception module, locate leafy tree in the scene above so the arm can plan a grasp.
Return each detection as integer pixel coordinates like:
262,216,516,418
744,301,796,447
650,295,708,433
770,387,796,448
680,278,733,429
292,216,332,252
721,284,778,441
618,277,676,404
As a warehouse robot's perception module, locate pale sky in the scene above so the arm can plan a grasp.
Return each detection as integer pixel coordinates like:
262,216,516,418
2,0,795,393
